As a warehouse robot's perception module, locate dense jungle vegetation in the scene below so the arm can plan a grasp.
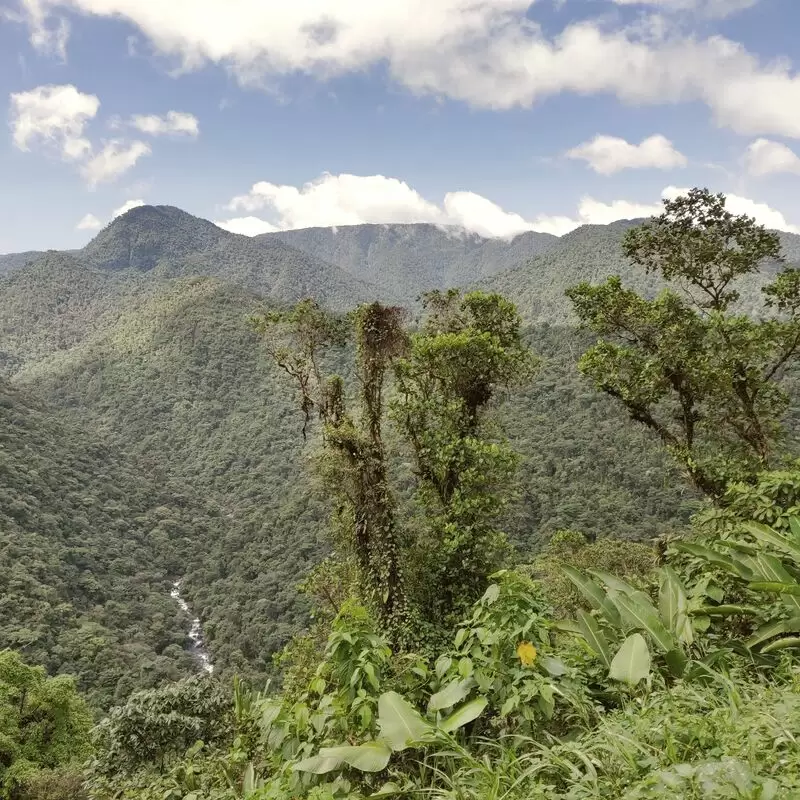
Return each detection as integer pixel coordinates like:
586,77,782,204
3,189,800,798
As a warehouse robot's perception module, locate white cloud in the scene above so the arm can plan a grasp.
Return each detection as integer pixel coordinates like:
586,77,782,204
222,173,557,238
130,110,199,137
534,186,800,236
80,140,151,187
112,198,146,218
220,173,546,238
215,216,279,236
566,134,687,175
9,83,154,185
227,173,444,229
16,0,800,139
610,0,759,18
442,191,540,238
743,138,800,177
76,212,102,230
9,84,98,160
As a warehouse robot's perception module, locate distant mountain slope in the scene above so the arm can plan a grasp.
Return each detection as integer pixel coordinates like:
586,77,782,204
482,220,800,323
6,265,695,685
0,250,48,276
83,205,385,310
261,223,558,302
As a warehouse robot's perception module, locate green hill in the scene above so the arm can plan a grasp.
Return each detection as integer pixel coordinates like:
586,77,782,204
0,377,220,709
262,223,558,303
9,208,796,697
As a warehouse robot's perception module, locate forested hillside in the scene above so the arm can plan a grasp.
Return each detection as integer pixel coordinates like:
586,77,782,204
264,223,558,302
4,191,800,798
482,219,800,322
0,378,210,709
4,206,796,699
0,250,696,696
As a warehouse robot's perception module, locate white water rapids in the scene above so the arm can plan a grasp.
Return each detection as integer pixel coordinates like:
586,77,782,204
170,580,214,673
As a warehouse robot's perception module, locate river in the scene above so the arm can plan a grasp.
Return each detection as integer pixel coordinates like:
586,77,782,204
170,581,214,673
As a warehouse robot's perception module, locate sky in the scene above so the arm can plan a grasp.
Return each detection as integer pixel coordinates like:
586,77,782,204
2,0,800,252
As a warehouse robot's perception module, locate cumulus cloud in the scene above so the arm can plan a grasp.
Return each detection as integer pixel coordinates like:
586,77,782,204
9,83,155,185
743,138,800,177
9,84,98,160
566,134,687,175
535,186,800,236
442,191,542,238
112,198,146,218
215,216,279,236
130,110,199,137
15,0,800,139
80,140,151,187
218,173,800,240
76,212,102,230
222,173,547,237
226,173,444,229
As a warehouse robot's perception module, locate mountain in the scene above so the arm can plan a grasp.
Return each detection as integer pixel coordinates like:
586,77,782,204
261,223,558,302
0,250,48,277
5,206,797,697
1,260,695,693
482,219,800,323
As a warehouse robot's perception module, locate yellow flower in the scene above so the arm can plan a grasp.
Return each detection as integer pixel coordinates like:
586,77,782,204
516,641,537,667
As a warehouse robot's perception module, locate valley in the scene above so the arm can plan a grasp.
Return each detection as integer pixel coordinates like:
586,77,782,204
0,207,717,700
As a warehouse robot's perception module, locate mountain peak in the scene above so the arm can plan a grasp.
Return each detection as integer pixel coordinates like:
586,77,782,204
82,205,229,272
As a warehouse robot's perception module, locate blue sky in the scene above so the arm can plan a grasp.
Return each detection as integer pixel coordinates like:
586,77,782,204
1,0,800,252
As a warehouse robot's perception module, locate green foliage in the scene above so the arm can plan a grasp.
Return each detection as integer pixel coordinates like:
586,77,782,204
88,676,232,780
0,379,204,709
568,189,800,500
528,531,657,619
673,516,800,654
0,650,92,799
392,290,535,621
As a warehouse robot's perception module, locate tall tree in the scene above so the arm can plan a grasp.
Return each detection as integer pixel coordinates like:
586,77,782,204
252,291,533,639
567,188,800,501
392,290,535,620
251,301,410,639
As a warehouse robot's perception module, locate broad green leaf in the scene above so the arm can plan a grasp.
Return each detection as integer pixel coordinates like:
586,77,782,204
481,583,500,604
751,555,800,614
664,648,687,678
368,783,402,798
435,656,452,679
294,751,346,775
378,692,432,751
540,655,568,676
746,617,800,650
589,569,638,595
562,566,621,626
673,542,740,574
608,589,677,654
659,566,692,645
694,605,760,616
609,633,651,686
243,764,256,794
761,636,800,654
295,742,393,774
742,522,800,563
439,697,488,733
788,516,800,544
576,610,612,668
258,700,282,736
748,582,800,596
428,678,475,712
